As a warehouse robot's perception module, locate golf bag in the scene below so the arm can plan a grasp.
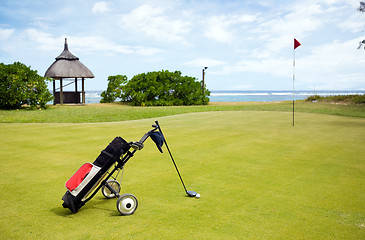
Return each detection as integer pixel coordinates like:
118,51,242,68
62,137,130,213
60,121,195,216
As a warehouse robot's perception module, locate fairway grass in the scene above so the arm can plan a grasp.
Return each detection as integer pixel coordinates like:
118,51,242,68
0,111,364,239
0,101,364,123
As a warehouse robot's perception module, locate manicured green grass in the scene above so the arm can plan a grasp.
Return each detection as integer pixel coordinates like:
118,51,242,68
0,100,364,123
0,111,364,239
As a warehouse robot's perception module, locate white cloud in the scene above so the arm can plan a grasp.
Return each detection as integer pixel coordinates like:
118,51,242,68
24,28,59,51
29,17,51,30
23,28,161,56
92,2,112,13
215,0,365,89
134,46,162,56
0,28,14,41
71,36,162,56
203,14,257,43
70,36,133,54
297,38,365,89
253,2,327,52
337,11,365,33
218,57,291,78
119,4,191,43
183,57,226,68
203,16,235,44
215,36,365,89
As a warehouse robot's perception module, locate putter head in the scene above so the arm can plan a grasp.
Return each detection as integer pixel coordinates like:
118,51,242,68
186,190,197,197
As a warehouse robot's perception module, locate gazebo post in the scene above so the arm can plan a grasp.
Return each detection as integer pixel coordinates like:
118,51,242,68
60,78,64,105
75,77,78,103
53,79,56,105
82,78,85,104
75,78,78,92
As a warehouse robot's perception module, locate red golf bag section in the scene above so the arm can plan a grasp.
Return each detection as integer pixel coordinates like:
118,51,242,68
62,137,131,213
66,163,93,192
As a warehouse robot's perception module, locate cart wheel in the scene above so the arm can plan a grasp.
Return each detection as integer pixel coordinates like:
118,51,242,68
117,194,138,215
101,179,121,199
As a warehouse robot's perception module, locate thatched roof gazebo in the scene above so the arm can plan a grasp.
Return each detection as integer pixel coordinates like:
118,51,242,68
45,38,94,104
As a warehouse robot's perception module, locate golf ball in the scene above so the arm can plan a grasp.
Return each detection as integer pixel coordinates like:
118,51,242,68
196,193,200,198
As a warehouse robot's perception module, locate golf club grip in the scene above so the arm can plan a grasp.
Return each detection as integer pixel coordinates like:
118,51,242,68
155,121,188,193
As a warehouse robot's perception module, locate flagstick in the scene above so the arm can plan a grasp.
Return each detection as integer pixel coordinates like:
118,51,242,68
293,48,295,126
292,38,301,126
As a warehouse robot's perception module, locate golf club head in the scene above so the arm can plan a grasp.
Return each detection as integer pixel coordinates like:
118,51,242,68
186,190,197,197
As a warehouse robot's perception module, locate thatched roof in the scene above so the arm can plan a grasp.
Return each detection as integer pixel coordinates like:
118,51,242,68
44,38,94,79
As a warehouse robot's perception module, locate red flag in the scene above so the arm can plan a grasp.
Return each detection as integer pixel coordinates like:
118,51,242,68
294,38,301,49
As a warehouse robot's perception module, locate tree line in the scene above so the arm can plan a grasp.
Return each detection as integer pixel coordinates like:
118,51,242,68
0,62,209,109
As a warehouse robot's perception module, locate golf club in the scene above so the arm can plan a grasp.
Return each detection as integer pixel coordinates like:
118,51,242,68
154,121,199,198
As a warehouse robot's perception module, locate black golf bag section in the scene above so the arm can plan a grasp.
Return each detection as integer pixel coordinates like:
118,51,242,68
62,137,130,213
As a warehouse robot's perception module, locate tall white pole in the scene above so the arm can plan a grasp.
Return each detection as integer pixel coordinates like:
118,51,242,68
293,38,301,126
293,48,295,126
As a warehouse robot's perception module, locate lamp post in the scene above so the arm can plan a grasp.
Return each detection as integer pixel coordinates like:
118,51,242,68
202,67,208,94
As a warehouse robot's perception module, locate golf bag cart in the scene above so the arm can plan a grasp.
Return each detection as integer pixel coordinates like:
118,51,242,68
61,121,199,216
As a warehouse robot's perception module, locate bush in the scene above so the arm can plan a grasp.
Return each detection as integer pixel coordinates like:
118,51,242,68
0,62,53,109
305,95,322,102
100,75,128,103
352,94,365,104
120,70,210,106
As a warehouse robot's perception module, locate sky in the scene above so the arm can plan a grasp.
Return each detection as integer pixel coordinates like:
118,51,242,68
0,0,364,91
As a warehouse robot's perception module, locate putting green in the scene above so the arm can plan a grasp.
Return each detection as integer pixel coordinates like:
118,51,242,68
0,111,364,239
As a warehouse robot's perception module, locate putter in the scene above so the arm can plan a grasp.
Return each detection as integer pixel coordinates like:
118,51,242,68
155,121,199,198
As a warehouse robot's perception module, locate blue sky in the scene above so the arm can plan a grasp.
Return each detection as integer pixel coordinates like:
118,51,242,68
0,0,364,91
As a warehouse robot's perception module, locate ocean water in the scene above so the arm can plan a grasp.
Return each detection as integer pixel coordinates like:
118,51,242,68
54,90,365,104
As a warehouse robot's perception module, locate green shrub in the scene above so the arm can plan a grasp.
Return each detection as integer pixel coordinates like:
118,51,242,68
305,95,322,102
0,62,53,109
305,94,365,104
120,70,210,106
100,75,128,103
352,94,365,104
